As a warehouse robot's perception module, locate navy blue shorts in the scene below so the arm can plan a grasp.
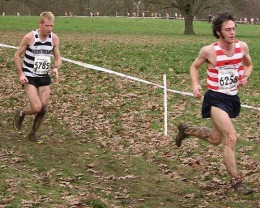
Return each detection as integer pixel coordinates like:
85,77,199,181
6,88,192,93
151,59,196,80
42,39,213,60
202,90,241,118
26,75,51,88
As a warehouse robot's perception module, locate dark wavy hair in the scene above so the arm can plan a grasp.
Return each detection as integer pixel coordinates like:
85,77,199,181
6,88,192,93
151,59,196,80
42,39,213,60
212,12,236,39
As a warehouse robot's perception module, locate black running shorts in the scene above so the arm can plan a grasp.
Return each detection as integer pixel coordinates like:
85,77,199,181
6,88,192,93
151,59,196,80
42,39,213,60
202,90,241,118
26,75,51,88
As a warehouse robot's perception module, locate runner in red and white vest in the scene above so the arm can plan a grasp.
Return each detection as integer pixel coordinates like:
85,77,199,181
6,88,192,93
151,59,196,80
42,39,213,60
175,12,254,195
207,40,245,95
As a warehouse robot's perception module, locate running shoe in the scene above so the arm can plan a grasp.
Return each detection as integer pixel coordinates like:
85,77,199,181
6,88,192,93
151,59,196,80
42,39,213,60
232,182,254,195
13,109,25,130
28,132,43,144
175,123,189,147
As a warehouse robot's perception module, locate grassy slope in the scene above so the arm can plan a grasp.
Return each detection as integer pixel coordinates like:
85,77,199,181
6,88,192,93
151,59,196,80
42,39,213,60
0,16,259,208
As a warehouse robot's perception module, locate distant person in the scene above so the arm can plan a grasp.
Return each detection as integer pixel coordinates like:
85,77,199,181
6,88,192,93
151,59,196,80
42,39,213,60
244,17,248,24
13,11,62,143
175,12,254,195
208,14,213,23
250,18,254,24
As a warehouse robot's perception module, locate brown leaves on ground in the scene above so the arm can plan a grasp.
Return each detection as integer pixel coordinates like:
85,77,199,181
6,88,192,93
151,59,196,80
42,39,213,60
0,32,259,207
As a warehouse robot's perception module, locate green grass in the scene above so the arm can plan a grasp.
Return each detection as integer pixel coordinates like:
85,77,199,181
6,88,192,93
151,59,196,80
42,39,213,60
0,16,259,207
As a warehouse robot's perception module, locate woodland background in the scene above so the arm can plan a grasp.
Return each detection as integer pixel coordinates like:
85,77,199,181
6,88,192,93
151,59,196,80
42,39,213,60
1,0,260,20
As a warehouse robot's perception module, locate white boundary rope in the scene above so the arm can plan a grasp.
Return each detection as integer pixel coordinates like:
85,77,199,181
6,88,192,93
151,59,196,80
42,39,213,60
1,43,260,113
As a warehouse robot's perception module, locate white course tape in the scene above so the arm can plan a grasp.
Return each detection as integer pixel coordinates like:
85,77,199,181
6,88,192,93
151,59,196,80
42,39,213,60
1,43,260,112
0,43,17,49
61,57,162,88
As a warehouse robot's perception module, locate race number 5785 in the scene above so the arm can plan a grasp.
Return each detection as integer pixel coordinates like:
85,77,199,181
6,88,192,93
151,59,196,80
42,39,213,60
34,61,50,73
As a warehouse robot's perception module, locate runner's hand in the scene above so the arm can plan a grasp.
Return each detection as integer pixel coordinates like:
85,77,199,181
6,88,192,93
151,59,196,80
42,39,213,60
193,84,202,98
19,73,28,85
52,67,59,84
238,75,248,88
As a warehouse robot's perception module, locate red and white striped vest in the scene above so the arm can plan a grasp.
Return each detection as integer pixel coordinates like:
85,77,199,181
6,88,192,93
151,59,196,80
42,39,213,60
207,40,244,95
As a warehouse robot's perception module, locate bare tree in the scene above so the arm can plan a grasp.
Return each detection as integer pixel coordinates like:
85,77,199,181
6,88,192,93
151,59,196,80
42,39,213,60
147,0,228,35
3,0,257,23
176,0,228,35
77,0,90,16
146,0,251,35
1,0,11,14
132,0,141,16
16,0,61,15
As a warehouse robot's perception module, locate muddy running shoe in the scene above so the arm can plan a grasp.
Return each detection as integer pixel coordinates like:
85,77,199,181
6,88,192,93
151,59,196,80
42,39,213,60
232,182,254,195
175,123,189,147
28,132,43,144
13,109,25,130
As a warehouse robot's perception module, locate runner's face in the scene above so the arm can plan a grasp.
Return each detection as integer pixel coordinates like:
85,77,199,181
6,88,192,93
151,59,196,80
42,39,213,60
39,18,54,36
218,20,236,44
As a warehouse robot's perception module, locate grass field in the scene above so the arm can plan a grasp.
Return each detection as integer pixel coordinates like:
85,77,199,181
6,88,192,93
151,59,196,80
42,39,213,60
0,16,259,208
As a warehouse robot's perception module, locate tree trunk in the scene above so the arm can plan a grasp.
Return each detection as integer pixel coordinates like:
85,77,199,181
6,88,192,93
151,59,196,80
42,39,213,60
184,15,195,35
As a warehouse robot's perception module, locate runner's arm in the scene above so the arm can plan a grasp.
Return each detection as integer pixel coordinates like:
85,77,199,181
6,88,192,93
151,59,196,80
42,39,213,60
190,47,208,98
239,41,253,87
52,34,62,83
14,34,31,84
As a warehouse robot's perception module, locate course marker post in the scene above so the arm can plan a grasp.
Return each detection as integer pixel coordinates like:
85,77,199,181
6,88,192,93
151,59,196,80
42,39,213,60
163,74,167,136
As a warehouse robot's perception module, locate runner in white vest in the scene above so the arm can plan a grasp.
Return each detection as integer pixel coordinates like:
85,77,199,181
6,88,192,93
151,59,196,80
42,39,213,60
14,11,62,143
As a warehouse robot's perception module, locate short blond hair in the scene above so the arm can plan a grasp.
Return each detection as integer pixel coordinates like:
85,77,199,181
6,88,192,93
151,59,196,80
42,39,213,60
40,11,55,23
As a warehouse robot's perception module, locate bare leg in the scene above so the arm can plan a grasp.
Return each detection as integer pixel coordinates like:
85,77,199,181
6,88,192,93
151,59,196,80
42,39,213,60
210,106,238,178
210,107,254,194
13,84,42,130
175,122,222,147
31,108,47,133
30,85,50,134
23,84,43,115
176,107,254,194
180,106,238,178
184,125,222,146
22,84,50,142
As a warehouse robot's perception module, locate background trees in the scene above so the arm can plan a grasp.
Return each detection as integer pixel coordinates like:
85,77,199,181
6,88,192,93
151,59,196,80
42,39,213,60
1,0,259,35
1,0,258,18
146,0,256,35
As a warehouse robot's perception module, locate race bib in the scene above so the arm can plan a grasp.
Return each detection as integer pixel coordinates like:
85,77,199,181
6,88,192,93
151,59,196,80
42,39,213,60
34,56,51,74
218,68,239,90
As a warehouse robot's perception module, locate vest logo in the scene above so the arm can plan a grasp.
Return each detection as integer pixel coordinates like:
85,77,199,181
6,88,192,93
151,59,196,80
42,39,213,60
225,60,233,65
32,49,51,54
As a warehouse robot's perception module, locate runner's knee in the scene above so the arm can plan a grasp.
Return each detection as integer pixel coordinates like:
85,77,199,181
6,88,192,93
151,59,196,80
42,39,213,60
31,103,42,113
211,139,222,146
223,132,237,147
210,129,222,146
